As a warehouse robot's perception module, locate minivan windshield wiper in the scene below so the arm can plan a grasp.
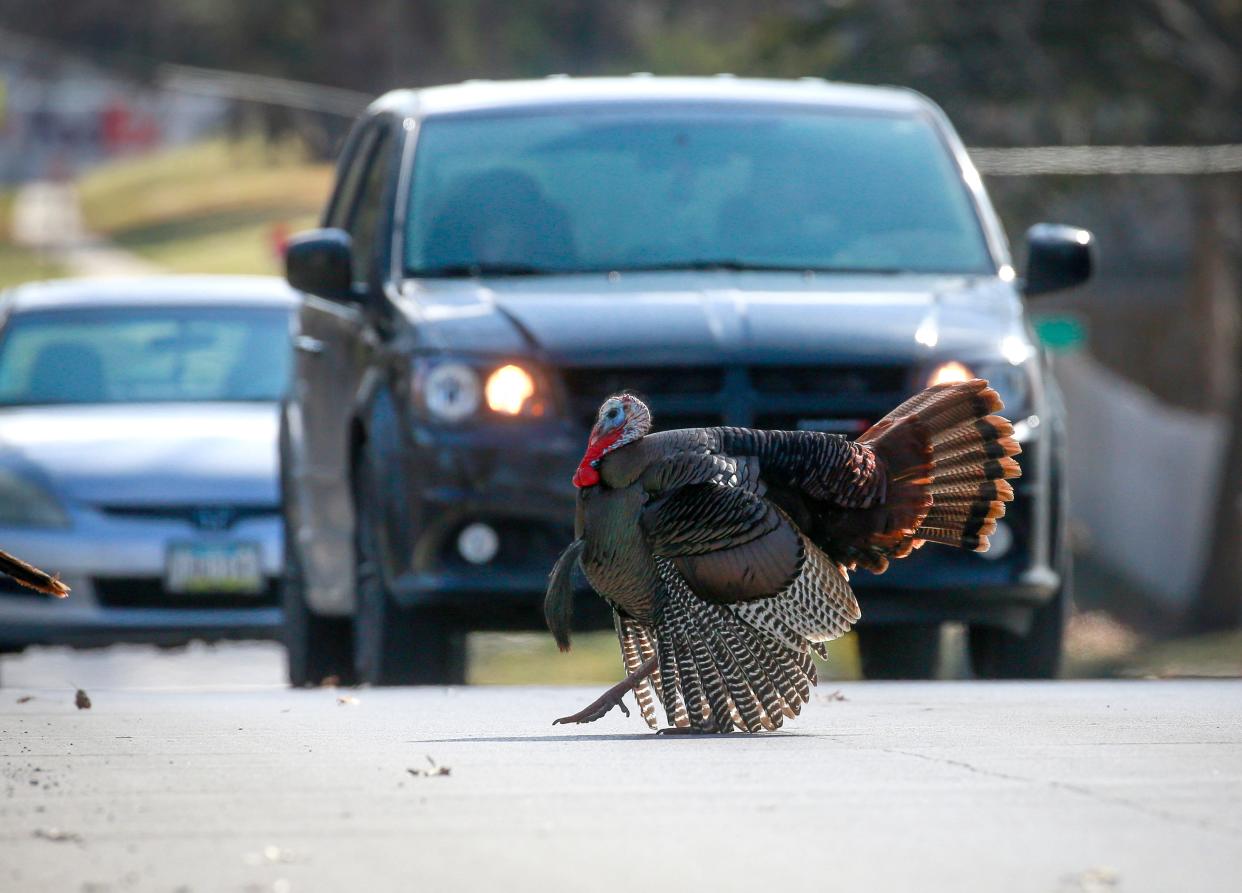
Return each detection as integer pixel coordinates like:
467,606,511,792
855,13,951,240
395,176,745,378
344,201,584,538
408,262,559,278
408,259,914,278
598,260,908,275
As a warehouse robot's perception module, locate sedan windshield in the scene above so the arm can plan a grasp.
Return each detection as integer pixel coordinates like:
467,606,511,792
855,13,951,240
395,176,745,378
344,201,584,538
405,106,992,277
0,306,292,406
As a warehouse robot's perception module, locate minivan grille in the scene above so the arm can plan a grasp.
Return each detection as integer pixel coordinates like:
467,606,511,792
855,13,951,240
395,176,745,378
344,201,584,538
561,363,910,432
749,365,907,396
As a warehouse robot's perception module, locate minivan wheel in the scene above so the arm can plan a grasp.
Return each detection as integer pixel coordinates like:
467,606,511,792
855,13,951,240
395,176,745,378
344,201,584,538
856,623,942,679
968,582,1068,680
283,536,355,687
352,453,466,686
968,515,1071,680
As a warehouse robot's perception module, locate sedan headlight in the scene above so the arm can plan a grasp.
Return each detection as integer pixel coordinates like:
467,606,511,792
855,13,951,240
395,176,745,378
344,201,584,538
0,468,70,528
414,359,546,423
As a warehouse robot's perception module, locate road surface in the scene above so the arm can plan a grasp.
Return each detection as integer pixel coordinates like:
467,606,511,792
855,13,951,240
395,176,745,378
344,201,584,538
1,664,1240,892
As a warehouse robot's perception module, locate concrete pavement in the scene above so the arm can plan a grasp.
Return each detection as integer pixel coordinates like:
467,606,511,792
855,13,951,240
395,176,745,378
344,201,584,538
2,676,1240,893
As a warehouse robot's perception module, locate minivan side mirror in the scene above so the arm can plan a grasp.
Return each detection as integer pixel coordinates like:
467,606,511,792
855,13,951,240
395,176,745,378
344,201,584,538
285,228,359,303
1023,223,1094,297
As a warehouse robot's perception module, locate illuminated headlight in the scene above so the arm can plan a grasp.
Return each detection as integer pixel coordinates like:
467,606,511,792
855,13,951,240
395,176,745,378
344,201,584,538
422,363,481,423
485,364,538,416
0,468,70,528
415,359,546,422
926,360,1031,416
927,360,974,387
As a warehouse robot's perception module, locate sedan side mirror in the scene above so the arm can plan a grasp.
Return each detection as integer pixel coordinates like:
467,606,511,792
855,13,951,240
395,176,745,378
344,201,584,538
286,228,360,303
1023,223,1094,297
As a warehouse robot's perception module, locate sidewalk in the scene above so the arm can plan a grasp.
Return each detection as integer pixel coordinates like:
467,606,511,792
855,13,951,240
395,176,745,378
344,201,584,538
10,180,163,278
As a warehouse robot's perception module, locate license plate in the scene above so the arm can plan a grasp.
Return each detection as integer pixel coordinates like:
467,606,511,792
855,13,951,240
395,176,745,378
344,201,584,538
165,542,264,594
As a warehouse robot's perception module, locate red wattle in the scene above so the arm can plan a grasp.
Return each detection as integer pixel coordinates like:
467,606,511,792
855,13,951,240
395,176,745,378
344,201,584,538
572,428,622,489
572,464,599,488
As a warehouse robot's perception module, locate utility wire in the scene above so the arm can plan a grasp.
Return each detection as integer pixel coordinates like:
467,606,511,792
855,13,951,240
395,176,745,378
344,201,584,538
971,145,1242,176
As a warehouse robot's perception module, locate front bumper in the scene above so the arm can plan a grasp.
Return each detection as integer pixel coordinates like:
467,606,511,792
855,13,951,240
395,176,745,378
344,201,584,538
0,514,284,650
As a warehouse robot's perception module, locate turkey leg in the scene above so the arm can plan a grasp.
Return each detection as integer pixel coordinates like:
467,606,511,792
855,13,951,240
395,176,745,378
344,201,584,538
552,656,658,725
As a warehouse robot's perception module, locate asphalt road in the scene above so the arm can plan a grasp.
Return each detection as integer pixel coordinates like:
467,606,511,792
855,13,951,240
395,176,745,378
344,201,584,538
1,650,1240,892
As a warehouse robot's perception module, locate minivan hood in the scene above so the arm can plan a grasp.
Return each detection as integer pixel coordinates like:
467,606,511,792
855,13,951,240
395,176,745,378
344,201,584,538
403,271,1025,365
0,403,279,506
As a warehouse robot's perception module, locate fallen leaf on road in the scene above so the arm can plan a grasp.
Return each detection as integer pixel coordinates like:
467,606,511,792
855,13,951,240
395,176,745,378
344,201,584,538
74,689,91,710
244,845,302,866
33,827,83,844
16,695,34,704
336,695,359,706
1059,867,1120,892
407,755,451,778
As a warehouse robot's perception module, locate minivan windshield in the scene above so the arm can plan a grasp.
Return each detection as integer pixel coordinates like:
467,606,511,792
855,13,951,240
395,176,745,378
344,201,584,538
0,306,292,406
405,106,992,277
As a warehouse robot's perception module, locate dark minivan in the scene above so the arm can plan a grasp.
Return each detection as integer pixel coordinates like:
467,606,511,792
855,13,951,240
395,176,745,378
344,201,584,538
279,77,1092,685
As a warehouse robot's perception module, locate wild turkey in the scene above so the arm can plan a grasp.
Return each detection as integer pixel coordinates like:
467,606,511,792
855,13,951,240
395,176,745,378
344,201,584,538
546,379,1019,732
0,548,70,597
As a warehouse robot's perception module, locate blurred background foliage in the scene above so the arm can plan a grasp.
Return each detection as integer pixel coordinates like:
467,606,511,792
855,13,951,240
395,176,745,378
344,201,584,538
3,0,1237,144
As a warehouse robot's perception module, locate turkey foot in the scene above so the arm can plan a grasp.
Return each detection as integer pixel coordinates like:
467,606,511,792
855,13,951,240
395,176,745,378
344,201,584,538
552,656,658,725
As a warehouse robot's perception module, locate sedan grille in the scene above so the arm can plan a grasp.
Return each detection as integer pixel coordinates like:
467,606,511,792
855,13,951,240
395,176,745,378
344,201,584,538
97,505,279,531
93,577,279,609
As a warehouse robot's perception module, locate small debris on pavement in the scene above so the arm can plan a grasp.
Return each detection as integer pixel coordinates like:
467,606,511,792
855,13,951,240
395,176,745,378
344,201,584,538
319,675,340,687
33,827,83,844
74,689,92,710
823,689,847,702
1059,867,1120,892
336,695,359,706
16,695,34,704
244,845,302,866
407,755,451,778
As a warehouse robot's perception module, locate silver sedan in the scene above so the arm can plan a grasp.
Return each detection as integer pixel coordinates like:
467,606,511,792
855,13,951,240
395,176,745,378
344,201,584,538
0,275,296,652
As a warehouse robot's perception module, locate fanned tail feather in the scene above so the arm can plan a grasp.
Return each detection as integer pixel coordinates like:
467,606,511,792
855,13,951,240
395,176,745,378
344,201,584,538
858,379,1022,561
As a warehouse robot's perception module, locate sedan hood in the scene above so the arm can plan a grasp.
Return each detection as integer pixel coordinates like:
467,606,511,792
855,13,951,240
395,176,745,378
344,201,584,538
404,271,1026,365
0,403,279,506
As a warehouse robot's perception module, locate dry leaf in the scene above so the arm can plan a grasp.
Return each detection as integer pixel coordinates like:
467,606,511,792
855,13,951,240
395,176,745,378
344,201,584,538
407,755,451,778
336,695,359,707
16,695,34,704
33,828,83,844
1059,867,1120,892
74,689,91,710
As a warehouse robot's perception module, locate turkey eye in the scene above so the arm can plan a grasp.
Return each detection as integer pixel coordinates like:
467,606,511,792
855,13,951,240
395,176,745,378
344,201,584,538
607,408,619,419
